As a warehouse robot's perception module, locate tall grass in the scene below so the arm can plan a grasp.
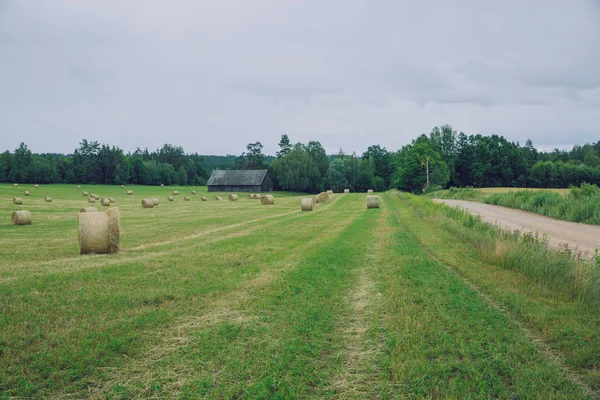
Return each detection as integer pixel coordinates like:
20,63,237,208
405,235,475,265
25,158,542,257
401,192,600,304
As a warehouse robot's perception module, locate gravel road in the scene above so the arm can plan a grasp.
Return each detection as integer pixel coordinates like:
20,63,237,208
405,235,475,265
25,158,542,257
434,199,600,258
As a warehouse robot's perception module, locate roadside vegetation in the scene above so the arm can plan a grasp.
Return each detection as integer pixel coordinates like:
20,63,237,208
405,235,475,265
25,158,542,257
429,183,600,226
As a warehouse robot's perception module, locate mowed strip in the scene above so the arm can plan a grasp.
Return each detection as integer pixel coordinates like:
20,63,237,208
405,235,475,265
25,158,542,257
397,194,600,395
87,198,377,399
0,194,360,398
376,193,587,398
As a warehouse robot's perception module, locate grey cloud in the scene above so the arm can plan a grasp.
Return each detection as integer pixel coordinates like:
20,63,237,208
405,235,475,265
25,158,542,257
0,0,598,155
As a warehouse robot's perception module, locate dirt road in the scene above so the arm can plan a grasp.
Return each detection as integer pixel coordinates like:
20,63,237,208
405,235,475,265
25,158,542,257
434,199,600,258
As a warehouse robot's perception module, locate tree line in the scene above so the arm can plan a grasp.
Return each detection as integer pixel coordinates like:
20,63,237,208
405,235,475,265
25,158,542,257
1,126,599,192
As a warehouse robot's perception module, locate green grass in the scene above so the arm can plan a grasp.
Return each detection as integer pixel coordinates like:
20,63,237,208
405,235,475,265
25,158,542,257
429,184,600,226
0,184,598,398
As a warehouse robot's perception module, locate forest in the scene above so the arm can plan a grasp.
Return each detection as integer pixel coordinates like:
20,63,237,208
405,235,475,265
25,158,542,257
1,125,599,193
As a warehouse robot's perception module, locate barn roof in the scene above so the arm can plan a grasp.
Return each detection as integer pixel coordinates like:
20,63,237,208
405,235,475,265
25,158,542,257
207,169,268,186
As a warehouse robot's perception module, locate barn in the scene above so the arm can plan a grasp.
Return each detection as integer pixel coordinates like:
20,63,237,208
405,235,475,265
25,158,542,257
206,169,273,193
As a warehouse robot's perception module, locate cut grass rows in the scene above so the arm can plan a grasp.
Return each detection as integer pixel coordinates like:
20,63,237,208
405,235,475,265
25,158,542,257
1,188,597,398
393,193,600,397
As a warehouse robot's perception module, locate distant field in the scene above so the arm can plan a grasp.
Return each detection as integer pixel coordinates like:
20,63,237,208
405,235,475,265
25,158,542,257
0,184,598,398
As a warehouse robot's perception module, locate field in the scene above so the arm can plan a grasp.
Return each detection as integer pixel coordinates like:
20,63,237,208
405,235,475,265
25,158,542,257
1,184,599,398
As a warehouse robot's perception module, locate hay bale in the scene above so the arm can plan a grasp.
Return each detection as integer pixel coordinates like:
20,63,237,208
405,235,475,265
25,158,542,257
141,198,154,208
94,194,100,200
90,193,96,198
109,198,115,203
172,190,179,195
24,191,30,196
160,184,164,187
191,190,196,195
366,195,379,209
126,190,133,195
367,189,373,193
120,184,125,188
77,185,81,189
152,198,159,207
215,196,223,201
11,210,32,225
13,197,22,205
201,196,207,201
78,207,120,254
228,194,239,201
253,193,262,199
344,189,350,193
168,196,174,201
327,190,333,195
80,207,97,212
88,197,96,203
316,192,330,204
101,198,110,206
13,183,18,187
300,198,314,211
83,192,88,197
248,194,254,199
184,196,191,201
34,184,39,188
44,196,52,203
261,194,275,205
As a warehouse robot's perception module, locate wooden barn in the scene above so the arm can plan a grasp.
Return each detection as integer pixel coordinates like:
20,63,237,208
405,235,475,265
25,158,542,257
206,169,273,193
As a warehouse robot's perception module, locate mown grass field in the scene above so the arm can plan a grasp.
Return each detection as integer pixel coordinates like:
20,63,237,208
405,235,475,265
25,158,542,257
1,184,599,398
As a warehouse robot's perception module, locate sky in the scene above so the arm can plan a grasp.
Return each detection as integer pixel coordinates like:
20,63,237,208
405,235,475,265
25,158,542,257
1,0,599,156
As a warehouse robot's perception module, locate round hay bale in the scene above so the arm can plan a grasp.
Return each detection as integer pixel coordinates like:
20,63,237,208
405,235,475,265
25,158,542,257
90,193,96,198
316,192,330,204
78,207,120,254
13,197,22,205
94,194,100,200
215,196,223,201
201,196,207,201
80,207,97,212
168,196,174,201
152,198,159,207
34,184,39,188
101,198,110,206
120,184,125,188
261,194,275,205
300,198,314,211
367,189,374,193
77,185,81,189
191,190,196,195
344,188,350,193
327,190,333,195
11,210,32,225
253,193,262,199
248,194,253,199
109,198,115,203
141,199,154,208
184,196,191,201
366,195,380,209
44,196,52,202
172,190,179,195
126,190,133,195
83,192,88,196
13,183,18,187
228,194,239,201
24,191,30,196
88,197,96,204
160,184,164,187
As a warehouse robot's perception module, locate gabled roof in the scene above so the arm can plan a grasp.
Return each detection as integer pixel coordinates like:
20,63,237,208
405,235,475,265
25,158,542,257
207,169,268,186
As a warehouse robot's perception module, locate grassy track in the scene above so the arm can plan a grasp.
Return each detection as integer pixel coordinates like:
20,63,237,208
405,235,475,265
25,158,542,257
0,184,597,398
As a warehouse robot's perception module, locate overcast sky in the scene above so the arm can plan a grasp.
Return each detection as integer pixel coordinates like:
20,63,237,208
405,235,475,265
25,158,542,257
1,0,599,156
